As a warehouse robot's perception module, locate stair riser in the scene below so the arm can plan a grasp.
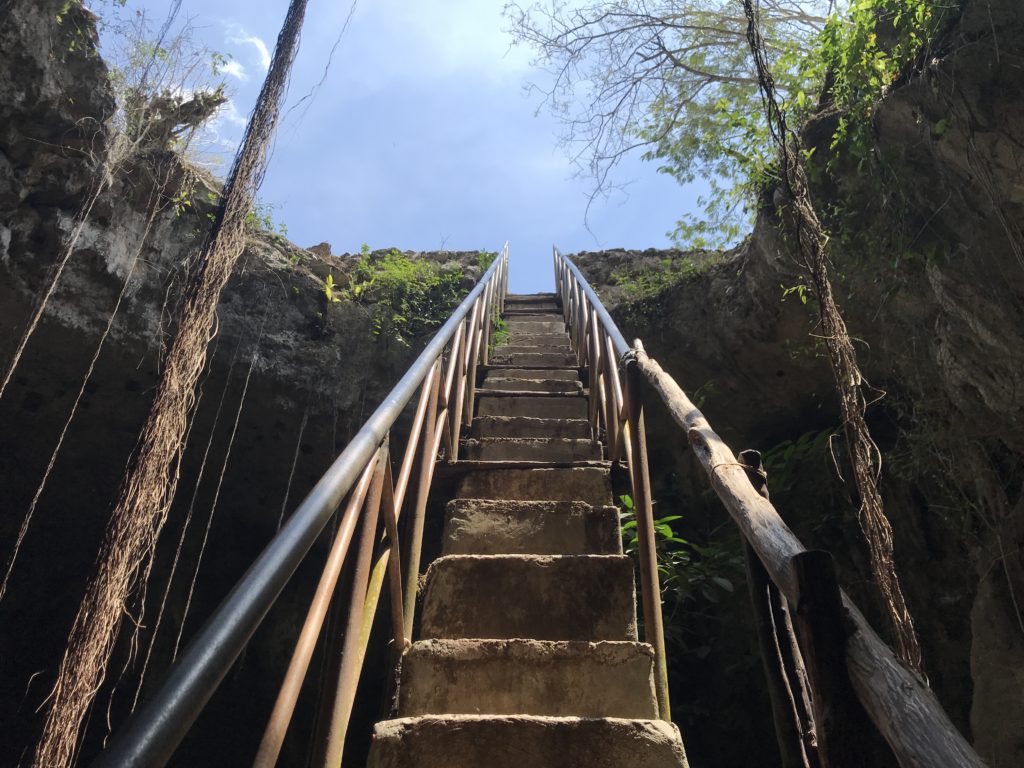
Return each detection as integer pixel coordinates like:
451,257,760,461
456,467,612,508
494,344,573,356
399,640,657,718
462,437,600,461
481,378,581,394
489,352,578,367
443,499,621,555
477,395,588,420
505,334,571,347
420,555,637,641
369,717,689,768
504,321,566,333
482,368,579,382
470,416,591,439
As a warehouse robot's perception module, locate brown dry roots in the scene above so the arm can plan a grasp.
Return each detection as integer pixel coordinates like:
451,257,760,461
31,1,311,765
741,0,923,674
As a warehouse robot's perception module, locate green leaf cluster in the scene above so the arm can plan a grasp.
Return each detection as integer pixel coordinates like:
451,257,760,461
343,248,466,346
819,0,951,164
619,494,743,659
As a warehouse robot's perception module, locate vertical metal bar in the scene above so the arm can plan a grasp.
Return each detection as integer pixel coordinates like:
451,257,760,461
379,460,406,650
464,297,485,428
587,310,601,438
317,441,389,768
605,334,626,463
253,458,377,768
623,359,671,721
451,303,479,449
402,363,440,632
393,371,433,513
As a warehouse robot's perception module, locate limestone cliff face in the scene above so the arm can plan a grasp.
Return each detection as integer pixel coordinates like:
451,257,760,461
0,2,489,764
573,2,1024,765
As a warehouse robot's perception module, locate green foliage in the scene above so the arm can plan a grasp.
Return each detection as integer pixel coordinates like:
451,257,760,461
475,251,498,271
489,314,510,352
245,199,288,236
344,248,465,346
611,255,714,302
619,494,743,658
780,283,811,305
819,0,953,164
324,274,342,303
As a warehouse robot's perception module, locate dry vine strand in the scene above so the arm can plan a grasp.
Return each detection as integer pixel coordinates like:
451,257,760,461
31,2,311,764
741,0,923,674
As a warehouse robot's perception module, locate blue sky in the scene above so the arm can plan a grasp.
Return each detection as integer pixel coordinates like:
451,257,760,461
106,0,705,293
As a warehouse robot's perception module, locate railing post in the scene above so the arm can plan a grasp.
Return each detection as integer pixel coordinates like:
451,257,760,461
315,441,389,768
790,551,874,768
403,363,440,631
739,450,819,768
623,355,671,721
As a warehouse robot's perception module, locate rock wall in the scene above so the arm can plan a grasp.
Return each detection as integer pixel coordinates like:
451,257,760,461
0,2,491,764
572,1,1024,765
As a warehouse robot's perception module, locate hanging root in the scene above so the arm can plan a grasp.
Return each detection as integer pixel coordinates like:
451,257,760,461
173,308,267,660
742,0,924,675
31,2,310,764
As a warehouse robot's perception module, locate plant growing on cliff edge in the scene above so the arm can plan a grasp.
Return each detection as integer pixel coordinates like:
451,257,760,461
344,248,466,346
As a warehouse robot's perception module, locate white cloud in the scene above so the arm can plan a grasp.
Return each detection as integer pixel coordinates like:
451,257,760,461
220,59,247,81
226,25,271,70
219,99,248,128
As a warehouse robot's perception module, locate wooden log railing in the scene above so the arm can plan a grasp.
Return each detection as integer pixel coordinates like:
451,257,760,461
634,347,985,768
553,247,986,768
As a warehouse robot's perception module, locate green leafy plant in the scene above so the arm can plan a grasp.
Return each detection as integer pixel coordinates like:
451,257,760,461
619,493,743,658
344,248,466,346
475,250,498,271
324,274,342,303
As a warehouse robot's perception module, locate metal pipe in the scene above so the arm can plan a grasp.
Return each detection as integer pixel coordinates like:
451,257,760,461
252,458,378,768
624,359,672,721
554,247,630,357
318,442,389,768
380,461,407,650
94,251,505,768
402,364,441,633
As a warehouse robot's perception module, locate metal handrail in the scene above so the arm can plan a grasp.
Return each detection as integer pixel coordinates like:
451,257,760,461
95,245,509,768
553,246,671,721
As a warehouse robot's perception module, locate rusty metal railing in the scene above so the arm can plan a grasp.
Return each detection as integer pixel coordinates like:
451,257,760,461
95,245,509,768
553,246,671,722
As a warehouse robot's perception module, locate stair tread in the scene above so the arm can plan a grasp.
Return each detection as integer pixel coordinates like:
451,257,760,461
369,716,688,768
420,554,637,641
443,498,620,555
398,639,656,718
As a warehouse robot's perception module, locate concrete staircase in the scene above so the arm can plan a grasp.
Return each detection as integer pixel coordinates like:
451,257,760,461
368,294,689,767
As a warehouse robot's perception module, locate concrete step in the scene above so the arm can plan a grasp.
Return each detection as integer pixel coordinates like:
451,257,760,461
480,377,581,393
506,293,558,303
476,393,588,420
493,344,573,356
471,416,591,439
461,436,600,461
482,367,579,382
504,319,566,333
398,639,657,718
506,333,571,347
489,350,578,367
420,555,637,641
369,716,689,768
504,305,560,314
456,466,612,507
443,499,621,555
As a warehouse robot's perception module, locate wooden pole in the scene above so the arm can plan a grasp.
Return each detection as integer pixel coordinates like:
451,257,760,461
791,551,875,768
632,346,984,768
739,449,816,768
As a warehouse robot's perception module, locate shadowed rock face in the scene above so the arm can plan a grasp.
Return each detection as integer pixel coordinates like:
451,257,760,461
0,3,490,764
570,3,1024,765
